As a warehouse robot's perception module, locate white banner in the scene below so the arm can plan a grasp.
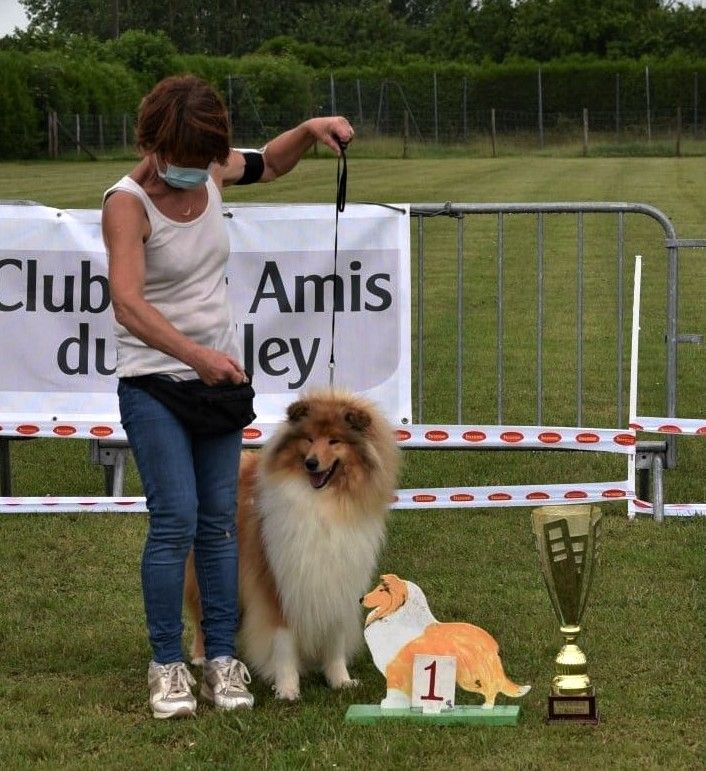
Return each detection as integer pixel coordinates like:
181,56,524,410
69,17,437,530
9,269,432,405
0,202,411,424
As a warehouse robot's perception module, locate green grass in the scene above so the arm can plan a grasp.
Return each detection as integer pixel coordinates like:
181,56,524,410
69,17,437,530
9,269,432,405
1,156,705,769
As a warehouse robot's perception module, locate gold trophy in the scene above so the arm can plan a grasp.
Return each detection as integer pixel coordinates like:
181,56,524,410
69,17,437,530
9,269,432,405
531,504,602,724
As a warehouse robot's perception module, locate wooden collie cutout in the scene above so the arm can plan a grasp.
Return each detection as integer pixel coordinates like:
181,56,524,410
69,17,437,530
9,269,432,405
361,574,531,710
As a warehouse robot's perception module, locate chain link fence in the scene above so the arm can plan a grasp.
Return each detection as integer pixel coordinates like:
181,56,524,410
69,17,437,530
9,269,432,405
45,72,706,159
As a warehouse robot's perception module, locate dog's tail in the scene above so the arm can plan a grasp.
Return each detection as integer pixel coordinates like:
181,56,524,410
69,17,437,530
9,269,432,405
501,678,531,699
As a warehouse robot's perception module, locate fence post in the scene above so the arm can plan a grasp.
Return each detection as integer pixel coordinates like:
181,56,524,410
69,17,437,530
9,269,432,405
47,112,53,158
694,72,698,139
52,111,59,158
227,74,233,144
538,67,544,150
645,66,652,143
403,110,409,159
330,72,336,115
433,71,439,143
462,76,468,142
98,115,104,154
491,108,497,158
615,72,621,139
75,113,81,156
676,106,682,157
582,108,589,156
356,78,364,126
122,113,128,152
376,81,386,135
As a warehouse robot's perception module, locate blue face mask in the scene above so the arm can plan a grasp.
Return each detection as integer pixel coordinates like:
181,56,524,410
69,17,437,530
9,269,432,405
156,159,213,189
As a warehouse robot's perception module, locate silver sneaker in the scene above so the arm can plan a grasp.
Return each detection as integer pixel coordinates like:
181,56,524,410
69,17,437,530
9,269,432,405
201,657,254,710
147,661,197,719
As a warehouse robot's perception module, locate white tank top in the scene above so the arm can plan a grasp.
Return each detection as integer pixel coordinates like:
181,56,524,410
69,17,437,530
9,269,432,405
103,175,242,379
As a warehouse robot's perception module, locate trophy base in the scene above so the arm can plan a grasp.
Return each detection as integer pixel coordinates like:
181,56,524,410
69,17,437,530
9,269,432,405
547,693,599,724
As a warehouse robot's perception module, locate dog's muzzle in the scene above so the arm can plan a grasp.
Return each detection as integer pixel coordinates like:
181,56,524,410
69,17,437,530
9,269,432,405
306,458,339,489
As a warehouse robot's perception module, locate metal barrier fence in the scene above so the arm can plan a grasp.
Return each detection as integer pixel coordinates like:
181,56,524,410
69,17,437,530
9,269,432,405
407,202,704,511
1,201,703,517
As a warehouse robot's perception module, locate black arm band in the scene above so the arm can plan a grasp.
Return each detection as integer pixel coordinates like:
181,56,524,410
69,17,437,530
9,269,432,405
235,151,265,185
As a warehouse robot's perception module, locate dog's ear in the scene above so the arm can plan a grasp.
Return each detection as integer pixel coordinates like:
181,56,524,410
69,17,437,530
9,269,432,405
287,400,309,422
345,408,371,432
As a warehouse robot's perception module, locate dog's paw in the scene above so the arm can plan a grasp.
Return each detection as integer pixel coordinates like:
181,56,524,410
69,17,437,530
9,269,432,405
190,656,204,666
272,683,301,701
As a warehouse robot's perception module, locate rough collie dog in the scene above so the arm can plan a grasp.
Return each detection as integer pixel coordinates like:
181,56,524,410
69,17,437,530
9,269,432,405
185,390,399,700
362,574,530,709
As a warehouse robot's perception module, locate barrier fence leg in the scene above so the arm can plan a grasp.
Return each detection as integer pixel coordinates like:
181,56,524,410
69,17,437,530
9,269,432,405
0,438,11,496
90,440,131,496
651,453,665,523
111,449,128,496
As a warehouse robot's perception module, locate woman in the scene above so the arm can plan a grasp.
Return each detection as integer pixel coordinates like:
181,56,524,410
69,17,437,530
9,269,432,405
102,74,354,719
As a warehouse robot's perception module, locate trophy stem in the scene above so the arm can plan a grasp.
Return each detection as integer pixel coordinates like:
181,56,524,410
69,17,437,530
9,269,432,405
551,624,592,696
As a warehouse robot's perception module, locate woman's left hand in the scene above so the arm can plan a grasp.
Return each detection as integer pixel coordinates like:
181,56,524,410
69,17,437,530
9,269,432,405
307,117,355,155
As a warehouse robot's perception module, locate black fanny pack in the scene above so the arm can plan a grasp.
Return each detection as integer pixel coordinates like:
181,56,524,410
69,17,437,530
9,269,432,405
122,374,256,435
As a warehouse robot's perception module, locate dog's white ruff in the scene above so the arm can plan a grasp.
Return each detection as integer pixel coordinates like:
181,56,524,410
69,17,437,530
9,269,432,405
257,477,387,673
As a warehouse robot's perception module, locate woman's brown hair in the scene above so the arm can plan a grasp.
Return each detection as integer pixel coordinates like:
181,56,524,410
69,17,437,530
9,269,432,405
136,75,230,166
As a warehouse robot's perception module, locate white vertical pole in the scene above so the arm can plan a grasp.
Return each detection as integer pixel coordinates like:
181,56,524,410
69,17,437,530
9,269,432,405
627,255,642,517
629,255,642,424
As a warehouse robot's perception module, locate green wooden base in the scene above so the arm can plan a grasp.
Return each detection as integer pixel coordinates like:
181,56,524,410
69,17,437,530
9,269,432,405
345,704,521,726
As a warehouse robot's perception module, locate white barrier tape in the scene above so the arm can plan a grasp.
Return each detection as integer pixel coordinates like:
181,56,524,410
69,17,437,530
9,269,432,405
630,416,706,436
0,420,280,445
0,480,634,514
392,480,633,509
0,421,636,454
393,425,635,453
0,496,147,514
0,419,127,441
629,499,706,518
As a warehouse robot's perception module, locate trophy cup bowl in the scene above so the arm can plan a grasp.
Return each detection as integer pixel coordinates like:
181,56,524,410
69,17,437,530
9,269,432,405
531,504,602,723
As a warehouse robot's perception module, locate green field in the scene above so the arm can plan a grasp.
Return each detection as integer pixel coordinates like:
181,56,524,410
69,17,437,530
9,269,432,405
0,156,704,770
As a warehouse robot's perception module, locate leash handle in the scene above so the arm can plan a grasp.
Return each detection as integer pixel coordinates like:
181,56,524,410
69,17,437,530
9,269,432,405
336,138,347,213
329,139,347,387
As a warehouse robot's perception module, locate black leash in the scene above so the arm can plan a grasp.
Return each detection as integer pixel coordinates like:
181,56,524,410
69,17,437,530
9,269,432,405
328,139,347,387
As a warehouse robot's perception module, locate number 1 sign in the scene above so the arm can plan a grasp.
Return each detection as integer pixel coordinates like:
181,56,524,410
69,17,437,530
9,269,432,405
412,655,456,713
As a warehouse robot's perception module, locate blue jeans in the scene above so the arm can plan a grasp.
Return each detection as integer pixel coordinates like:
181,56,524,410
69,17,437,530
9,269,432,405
118,379,241,664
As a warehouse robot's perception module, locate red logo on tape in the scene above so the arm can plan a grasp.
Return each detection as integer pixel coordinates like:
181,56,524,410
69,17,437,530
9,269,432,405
538,432,561,444
90,426,113,437
462,430,486,442
425,430,449,442
53,426,77,436
500,431,524,443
